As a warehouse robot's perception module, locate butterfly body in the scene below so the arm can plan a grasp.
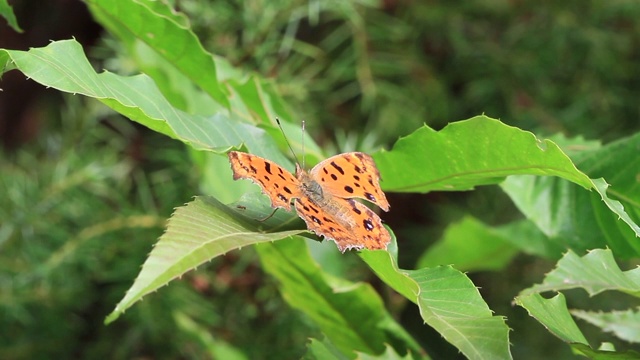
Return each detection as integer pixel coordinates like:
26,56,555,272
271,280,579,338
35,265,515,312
228,151,390,252
297,167,325,203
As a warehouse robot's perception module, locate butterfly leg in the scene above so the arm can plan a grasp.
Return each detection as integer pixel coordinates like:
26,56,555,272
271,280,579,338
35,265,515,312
257,208,279,222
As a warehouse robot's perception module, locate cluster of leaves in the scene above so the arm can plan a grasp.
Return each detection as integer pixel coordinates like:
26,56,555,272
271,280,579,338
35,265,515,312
2,0,640,359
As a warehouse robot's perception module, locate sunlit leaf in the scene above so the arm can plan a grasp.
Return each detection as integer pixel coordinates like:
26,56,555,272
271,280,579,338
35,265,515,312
374,116,593,193
0,40,291,166
106,196,306,323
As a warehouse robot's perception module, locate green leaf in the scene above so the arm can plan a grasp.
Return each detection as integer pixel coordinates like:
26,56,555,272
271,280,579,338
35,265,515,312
492,219,566,259
373,116,639,255
255,238,421,358
173,311,248,360
416,216,519,272
515,293,589,344
515,293,640,359
360,244,512,360
570,344,640,360
373,116,593,193
356,344,418,360
303,337,349,360
85,0,229,108
407,266,511,360
105,196,306,324
358,243,419,303
0,0,22,33
571,309,640,344
519,249,640,297
502,176,640,257
572,132,640,202
0,39,292,165
501,132,640,258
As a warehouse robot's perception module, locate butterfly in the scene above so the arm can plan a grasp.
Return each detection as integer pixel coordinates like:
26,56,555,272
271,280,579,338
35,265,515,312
228,150,391,252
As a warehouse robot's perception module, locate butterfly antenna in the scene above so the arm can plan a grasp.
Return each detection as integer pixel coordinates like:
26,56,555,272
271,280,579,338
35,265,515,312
301,120,306,169
276,117,302,167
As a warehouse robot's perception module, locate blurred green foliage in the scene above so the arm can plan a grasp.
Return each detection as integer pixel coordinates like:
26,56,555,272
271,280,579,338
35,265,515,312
184,0,640,145
1,0,640,359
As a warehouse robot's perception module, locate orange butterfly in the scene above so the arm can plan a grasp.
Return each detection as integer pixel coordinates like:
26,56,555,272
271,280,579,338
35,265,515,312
228,150,391,252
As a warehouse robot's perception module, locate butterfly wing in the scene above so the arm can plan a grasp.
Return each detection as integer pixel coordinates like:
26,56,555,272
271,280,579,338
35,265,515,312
228,151,301,211
294,196,390,252
309,152,390,211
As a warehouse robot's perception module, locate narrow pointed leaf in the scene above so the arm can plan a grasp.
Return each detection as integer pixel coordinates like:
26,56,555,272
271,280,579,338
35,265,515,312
0,0,22,33
105,196,306,323
515,293,588,344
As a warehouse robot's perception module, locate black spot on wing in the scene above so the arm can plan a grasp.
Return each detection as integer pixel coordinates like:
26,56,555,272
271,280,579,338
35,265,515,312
264,162,272,175
283,186,292,194
344,185,354,194
330,161,345,175
365,192,376,202
249,165,257,174
330,174,338,181
363,218,374,231
348,200,362,215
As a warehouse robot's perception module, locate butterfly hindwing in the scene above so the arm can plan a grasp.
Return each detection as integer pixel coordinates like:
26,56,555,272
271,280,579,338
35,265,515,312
295,196,389,252
309,152,390,211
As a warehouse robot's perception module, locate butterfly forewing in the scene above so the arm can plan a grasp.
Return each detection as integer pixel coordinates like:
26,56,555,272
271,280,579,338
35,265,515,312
228,151,301,211
309,152,390,211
